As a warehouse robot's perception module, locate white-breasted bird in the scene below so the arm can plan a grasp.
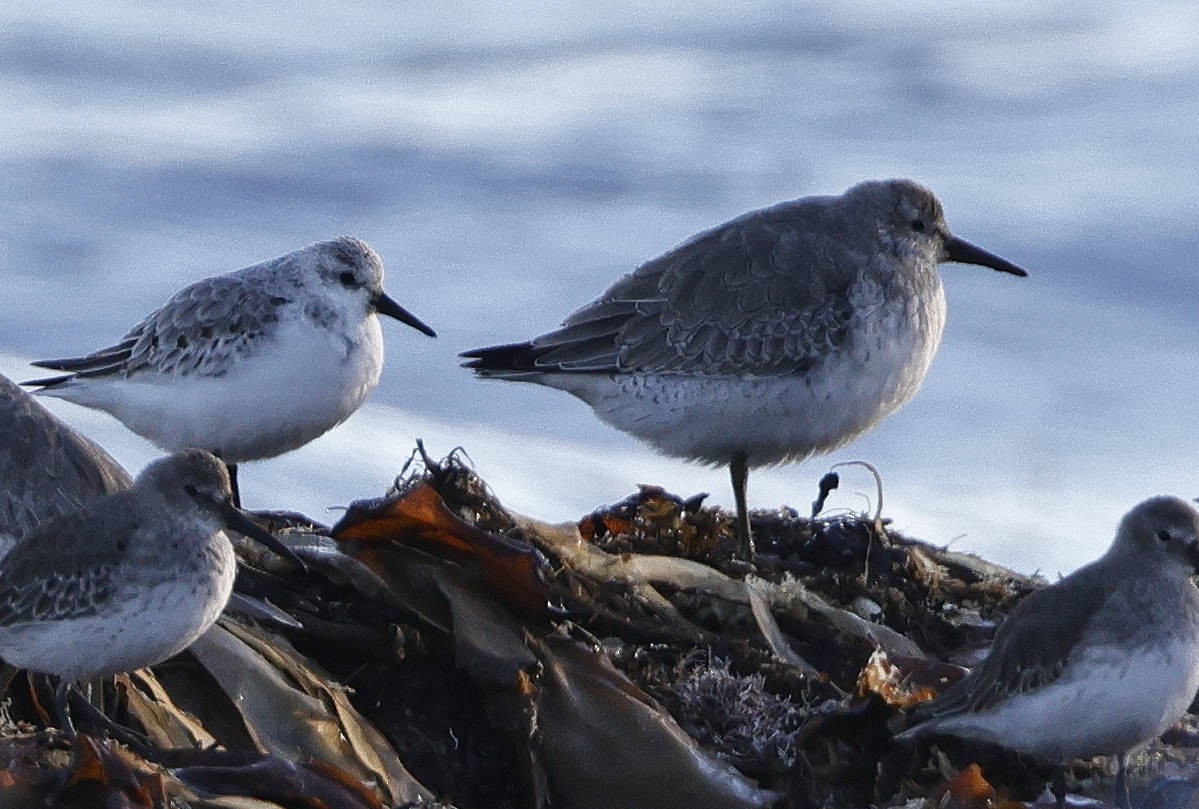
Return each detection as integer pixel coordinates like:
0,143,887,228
25,237,435,503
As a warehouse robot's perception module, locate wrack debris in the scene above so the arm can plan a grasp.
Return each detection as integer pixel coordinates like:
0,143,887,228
2,443,1197,808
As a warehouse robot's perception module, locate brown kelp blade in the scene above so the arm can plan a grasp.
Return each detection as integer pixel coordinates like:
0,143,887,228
333,482,551,616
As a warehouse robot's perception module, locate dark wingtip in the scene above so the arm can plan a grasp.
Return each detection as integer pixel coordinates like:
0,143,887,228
29,357,85,372
21,374,74,389
460,342,537,372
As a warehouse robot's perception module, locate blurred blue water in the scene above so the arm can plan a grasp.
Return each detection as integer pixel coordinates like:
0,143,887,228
3,2,1197,574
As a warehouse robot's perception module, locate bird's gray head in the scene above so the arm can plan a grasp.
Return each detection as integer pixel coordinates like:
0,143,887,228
135,449,306,570
134,449,234,523
844,179,1028,278
1112,496,1199,575
307,236,436,338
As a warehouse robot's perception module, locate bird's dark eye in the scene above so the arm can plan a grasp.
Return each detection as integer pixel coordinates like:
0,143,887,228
1157,529,1172,542
338,271,356,287
184,484,199,497
910,218,926,232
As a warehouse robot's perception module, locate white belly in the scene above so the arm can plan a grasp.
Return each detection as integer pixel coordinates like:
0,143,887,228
46,314,385,462
0,538,236,682
924,640,1199,761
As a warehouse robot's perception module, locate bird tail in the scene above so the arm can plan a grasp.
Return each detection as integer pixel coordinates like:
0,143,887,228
460,342,541,375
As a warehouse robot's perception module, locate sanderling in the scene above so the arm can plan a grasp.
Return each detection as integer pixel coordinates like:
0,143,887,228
0,448,304,733
897,496,1199,809
25,237,436,503
462,179,1026,556
0,372,131,553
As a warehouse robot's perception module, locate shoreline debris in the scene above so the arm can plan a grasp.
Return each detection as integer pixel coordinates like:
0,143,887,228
1,443,1194,808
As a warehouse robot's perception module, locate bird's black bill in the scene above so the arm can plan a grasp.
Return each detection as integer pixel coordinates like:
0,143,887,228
218,500,308,573
372,292,437,337
945,236,1028,277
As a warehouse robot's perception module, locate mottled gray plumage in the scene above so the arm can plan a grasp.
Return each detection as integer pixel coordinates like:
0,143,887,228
499,195,878,377
22,237,436,504
36,275,288,381
0,449,300,684
463,179,1027,555
899,496,1199,809
0,372,131,544
27,237,433,387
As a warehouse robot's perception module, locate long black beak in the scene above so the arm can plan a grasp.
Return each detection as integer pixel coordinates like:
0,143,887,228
372,292,437,337
944,236,1028,277
219,499,308,573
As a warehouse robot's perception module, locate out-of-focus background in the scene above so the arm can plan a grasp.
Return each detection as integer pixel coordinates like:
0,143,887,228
4,2,1196,575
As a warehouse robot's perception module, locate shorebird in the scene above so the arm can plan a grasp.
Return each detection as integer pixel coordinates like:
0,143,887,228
462,179,1027,556
24,237,436,504
897,496,1199,809
0,449,304,733
0,372,131,551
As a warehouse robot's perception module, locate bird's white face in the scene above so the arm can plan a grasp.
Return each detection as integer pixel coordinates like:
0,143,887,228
297,237,435,338
308,238,387,319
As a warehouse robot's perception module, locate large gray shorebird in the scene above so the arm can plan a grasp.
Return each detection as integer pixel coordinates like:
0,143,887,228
898,496,1199,809
24,237,436,503
0,372,131,549
462,179,1027,555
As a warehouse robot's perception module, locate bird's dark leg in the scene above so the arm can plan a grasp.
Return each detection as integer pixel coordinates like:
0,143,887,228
1050,765,1071,809
1115,753,1131,809
730,453,755,559
66,687,155,754
226,461,241,509
0,664,17,697
52,679,76,737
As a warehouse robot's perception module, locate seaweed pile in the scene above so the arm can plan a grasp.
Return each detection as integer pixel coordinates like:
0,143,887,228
2,444,1197,808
